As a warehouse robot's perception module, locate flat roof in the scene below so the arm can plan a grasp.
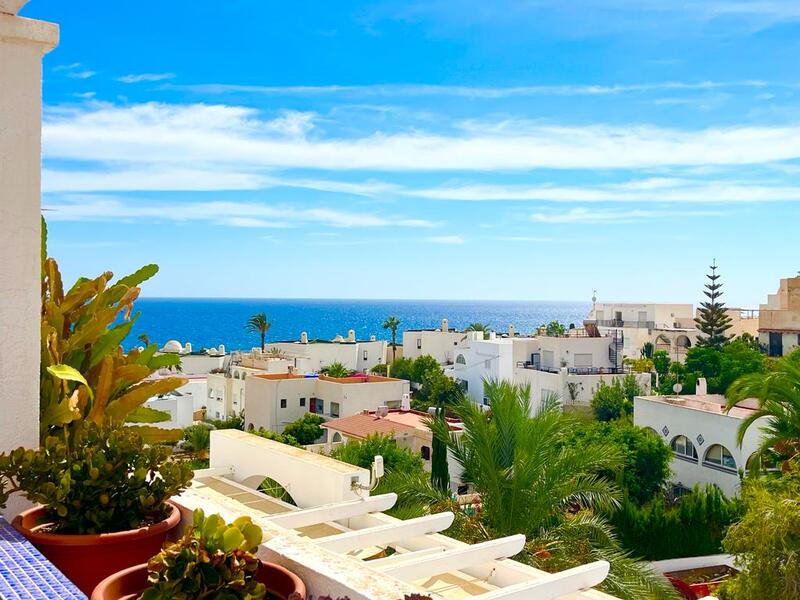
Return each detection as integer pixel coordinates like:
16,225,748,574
636,394,758,419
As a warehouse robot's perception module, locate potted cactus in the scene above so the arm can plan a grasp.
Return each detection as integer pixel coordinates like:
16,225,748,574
0,220,194,594
91,509,306,600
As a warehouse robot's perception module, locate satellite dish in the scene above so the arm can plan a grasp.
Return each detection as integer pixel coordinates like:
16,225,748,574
673,383,683,394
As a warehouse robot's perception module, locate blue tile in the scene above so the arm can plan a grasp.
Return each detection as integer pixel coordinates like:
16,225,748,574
0,517,86,599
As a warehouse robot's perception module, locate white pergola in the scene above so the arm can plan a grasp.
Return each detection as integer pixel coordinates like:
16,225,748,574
196,474,612,600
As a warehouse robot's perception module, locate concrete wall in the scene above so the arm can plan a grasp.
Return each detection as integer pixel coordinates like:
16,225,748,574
0,7,58,517
143,393,194,429
402,329,473,364
210,429,369,507
634,396,766,497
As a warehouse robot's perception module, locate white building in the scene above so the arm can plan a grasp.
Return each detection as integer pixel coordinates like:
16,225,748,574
634,390,767,497
402,319,481,365
585,302,697,362
158,340,229,374
143,392,195,429
244,373,411,435
240,330,387,374
452,331,649,411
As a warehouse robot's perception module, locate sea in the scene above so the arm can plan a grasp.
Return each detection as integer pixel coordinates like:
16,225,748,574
126,298,590,351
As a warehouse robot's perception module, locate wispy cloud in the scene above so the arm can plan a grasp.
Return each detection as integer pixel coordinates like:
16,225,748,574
117,73,176,84
41,102,800,173
41,196,436,230
172,80,777,99
530,207,723,224
426,235,465,244
54,63,96,79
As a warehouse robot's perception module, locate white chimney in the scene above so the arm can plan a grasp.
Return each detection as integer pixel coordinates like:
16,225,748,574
696,378,708,396
400,393,411,412
508,324,516,337
376,405,389,418
300,331,308,344
441,318,449,331
218,344,225,354
184,342,192,354
347,329,356,342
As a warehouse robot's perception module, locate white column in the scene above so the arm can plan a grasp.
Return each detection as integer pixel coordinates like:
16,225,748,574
0,2,58,517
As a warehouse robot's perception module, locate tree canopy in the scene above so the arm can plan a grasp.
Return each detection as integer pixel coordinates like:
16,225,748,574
695,262,733,348
282,413,326,445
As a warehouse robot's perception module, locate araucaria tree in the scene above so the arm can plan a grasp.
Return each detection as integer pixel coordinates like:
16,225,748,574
695,262,732,348
245,312,271,351
429,407,450,493
383,316,400,361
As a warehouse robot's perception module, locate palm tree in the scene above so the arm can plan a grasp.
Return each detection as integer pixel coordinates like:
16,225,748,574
383,316,400,362
323,361,351,378
465,322,490,339
727,354,800,472
245,312,271,351
137,332,150,346
403,380,677,599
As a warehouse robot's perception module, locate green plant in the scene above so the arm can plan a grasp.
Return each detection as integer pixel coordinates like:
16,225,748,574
141,509,265,600
41,219,185,445
727,352,800,471
245,312,271,351
545,320,566,337
370,363,388,375
611,485,742,560
429,408,450,493
331,434,424,474
322,361,351,378
206,412,245,431
591,379,631,421
250,428,302,448
283,413,326,445
719,475,800,600
383,315,401,362
183,424,212,459
0,423,193,534
465,322,490,338
641,342,655,359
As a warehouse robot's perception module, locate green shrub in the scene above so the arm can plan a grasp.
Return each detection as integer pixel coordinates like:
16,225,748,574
205,413,244,431
141,509,264,600
331,434,424,473
591,379,631,421
0,423,193,534
719,475,800,600
182,424,212,458
250,428,301,447
370,363,388,375
282,413,325,445
611,485,743,560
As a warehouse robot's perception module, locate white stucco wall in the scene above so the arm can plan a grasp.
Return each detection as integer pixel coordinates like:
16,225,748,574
143,393,194,429
402,329,473,364
634,396,766,497
0,8,58,517
210,429,369,507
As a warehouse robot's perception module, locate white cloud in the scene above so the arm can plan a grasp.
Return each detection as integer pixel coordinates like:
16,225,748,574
41,196,436,230
530,207,723,224
54,63,96,79
426,235,465,244
67,70,96,80
174,80,774,98
117,73,176,83
42,102,800,172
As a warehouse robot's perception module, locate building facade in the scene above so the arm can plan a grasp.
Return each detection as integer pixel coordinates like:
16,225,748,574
634,392,766,497
758,276,800,357
402,318,480,365
244,373,411,435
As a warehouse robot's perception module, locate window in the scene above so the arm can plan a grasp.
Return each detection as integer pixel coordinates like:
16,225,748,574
318,399,324,414
416,338,422,349
330,402,340,417
671,435,698,461
574,353,593,368
421,446,431,460
310,398,324,414
638,311,648,323
704,444,737,472
542,350,554,368
299,397,306,407
484,359,491,369
363,350,368,361
280,398,287,409
455,354,466,365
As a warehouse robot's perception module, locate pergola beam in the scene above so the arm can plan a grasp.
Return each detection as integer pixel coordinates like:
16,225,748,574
266,493,397,529
470,561,610,600
375,535,526,581
315,512,455,553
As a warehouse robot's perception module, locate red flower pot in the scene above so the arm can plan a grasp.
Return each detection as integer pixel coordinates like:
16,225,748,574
91,561,307,600
12,501,180,595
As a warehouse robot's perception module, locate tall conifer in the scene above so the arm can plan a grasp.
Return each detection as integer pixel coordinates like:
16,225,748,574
695,261,733,348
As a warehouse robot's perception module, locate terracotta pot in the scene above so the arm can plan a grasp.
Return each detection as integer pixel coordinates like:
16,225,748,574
12,501,180,596
91,561,307,600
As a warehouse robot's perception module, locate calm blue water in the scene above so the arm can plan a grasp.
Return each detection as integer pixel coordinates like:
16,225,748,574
126,298,590,351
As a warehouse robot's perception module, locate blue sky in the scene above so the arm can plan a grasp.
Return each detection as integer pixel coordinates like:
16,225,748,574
27,0,800,306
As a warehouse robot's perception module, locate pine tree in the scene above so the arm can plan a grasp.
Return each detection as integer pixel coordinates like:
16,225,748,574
430,407,450,494
695,261,733,349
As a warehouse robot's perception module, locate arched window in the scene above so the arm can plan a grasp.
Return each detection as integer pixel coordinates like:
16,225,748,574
233,371,240,380
241,372,246,380
704,444,737,472
746,451,779,473
331,432,343,443
676,335,692,349
671,435,698,461
642,426,660,437
455,354,466,365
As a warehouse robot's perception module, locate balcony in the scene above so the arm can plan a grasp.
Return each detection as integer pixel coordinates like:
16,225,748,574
515,361,627,375
585,319,656,329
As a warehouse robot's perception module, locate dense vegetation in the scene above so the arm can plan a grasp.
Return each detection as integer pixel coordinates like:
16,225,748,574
282,413,325,445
